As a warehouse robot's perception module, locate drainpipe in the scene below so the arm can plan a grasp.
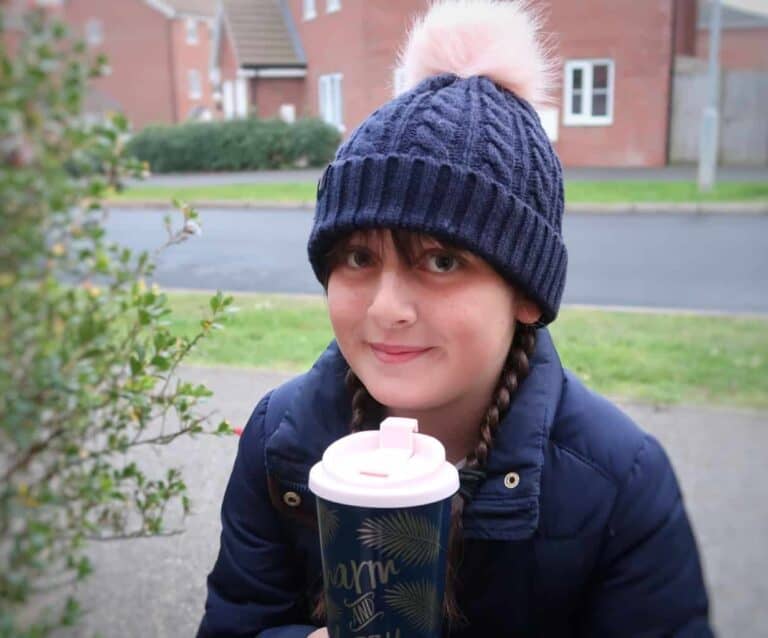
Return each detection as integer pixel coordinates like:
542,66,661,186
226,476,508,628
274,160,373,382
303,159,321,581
698,0,722,191
167,16,180,123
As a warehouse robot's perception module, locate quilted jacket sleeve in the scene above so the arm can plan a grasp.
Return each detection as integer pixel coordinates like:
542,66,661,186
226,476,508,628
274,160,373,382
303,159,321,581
577,434,714,637
195,393,318,638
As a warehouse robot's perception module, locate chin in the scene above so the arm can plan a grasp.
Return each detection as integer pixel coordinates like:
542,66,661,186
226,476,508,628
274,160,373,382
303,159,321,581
363,378,442,413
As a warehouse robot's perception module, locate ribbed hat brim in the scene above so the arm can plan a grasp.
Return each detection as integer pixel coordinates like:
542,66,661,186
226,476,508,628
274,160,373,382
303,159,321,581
308,154,568,324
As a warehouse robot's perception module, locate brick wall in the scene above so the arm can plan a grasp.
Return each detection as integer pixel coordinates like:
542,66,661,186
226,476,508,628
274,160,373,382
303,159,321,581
63,0,176,128
287,0,424,137
286,0,678,167
545,0,676,167
169,15,216,121
696,27,768,70
251,78,306,119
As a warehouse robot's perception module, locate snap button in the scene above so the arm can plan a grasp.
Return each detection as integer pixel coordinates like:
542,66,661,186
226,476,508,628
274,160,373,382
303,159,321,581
504,472,520,489
283,491,302,507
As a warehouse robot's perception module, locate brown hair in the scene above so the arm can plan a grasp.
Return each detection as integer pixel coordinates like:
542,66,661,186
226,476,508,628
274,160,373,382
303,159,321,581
320,227,472,282
311,229,539,629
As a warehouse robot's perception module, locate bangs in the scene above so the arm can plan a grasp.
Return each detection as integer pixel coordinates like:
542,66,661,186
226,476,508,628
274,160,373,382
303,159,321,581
320,228,466,286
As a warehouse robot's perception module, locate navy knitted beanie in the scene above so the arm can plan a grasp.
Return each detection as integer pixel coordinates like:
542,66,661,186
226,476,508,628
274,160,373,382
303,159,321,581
308,0,567,325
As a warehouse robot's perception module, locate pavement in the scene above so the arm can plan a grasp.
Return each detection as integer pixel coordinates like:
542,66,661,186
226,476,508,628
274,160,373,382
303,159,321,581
109,198,768,215
127,164,768,187
57,364,767,638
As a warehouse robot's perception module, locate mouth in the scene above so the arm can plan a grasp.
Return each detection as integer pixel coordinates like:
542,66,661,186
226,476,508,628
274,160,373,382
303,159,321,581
368,343,433,364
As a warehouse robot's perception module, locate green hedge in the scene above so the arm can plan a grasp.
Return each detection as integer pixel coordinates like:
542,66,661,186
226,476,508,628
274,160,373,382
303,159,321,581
125,117,342,173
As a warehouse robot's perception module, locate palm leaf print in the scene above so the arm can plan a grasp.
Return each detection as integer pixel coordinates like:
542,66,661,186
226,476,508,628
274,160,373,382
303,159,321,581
384,580,439,633
357,511,440,566
317,501,340,549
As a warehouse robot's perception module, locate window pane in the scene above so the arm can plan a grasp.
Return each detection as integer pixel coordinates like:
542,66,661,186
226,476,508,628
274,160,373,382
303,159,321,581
572,68,583,90
593,64,609,89
571,93,582,115
592,92,607,116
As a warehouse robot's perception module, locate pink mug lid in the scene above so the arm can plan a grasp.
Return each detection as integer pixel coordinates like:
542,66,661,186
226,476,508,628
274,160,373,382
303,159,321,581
308,417,459,508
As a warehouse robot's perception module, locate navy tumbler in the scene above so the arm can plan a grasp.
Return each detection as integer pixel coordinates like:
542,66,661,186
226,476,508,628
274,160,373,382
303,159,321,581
309,417,459,638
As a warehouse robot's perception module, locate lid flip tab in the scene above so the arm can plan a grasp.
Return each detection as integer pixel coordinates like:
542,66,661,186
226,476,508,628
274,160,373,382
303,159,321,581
358,417,418,478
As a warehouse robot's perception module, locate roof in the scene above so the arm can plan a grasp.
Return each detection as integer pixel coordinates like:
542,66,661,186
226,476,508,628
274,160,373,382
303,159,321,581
221,0,305,68
146,0,216,18
698,0,768,29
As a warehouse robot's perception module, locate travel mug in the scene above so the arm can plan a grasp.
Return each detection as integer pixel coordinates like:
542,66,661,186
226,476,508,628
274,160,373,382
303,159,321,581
309,416,459,638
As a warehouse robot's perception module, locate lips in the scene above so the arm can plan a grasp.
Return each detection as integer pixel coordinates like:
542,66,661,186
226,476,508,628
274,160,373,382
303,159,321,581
369,343,432,364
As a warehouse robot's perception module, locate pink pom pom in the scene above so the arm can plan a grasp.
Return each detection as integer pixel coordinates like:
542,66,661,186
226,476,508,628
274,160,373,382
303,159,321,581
396,0,557,106
233,426,244,437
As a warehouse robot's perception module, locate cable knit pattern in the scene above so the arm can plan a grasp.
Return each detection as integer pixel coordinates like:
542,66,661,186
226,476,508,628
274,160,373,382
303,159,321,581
308,73,567,324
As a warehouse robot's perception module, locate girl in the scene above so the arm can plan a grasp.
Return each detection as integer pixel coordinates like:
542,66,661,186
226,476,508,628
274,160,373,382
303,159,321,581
197,1,713,636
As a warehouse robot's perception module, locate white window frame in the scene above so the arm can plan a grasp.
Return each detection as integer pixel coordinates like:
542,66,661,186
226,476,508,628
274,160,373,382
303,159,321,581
318,73,344,132
303,0,317,20
563,59,614,126
185,18,198,45
326,0,341,13
85,18,103,46
188,69,202,99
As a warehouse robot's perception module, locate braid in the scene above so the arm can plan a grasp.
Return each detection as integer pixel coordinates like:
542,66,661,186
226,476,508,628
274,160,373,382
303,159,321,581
312,323,538,629
311,367,384,622
444,322,537,631
346,367,373,432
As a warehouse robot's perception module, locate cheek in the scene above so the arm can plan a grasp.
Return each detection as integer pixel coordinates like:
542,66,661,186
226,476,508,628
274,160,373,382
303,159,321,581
326,275,365,337
445,293,515,360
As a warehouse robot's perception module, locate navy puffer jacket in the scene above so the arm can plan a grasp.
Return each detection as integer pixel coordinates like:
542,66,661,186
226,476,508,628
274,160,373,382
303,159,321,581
197,329,713,637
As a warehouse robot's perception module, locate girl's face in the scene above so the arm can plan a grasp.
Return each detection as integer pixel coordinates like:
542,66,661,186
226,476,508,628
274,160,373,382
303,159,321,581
325,229,540,414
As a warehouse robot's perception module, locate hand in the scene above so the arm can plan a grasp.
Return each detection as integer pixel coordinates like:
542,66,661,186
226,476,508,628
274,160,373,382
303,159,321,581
308,629,328,638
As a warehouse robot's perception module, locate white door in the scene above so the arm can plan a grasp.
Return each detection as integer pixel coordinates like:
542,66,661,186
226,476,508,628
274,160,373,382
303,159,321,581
223,80,235,119
235,78,248,118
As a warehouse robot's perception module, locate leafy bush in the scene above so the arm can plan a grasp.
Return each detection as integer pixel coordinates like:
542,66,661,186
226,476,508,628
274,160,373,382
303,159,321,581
1,10,236,636
126,116,341,173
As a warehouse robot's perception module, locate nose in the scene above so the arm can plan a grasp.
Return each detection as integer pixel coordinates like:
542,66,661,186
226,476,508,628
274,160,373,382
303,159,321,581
367,268,417,329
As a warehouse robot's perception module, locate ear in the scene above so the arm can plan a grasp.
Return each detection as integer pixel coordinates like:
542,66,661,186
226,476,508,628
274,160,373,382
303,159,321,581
514,296,542,325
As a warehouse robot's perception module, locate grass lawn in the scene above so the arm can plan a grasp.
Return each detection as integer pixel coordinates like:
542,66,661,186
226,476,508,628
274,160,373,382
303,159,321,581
166,291,768,409
564,180,768,204
114,183,318,203
113,180,768,206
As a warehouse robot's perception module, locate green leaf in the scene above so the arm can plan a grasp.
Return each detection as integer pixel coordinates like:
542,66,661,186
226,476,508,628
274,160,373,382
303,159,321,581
150,354,171,371
215,420,232,435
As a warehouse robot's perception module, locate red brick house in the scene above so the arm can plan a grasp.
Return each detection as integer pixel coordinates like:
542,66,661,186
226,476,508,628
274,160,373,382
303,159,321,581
211,0,306,120
56,0,217,128
210,0,768,168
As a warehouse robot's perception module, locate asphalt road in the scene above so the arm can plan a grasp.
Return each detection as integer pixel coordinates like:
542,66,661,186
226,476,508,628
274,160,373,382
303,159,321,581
56,365,767,638
103,207,768,315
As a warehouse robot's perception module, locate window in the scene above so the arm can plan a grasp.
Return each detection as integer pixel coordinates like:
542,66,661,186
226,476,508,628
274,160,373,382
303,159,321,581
326,0,341,13
188,69,202,99
319,73,344,131
279,103,296,123
185,18,198,45
563,59,614,126
85,18,103,46
303,0,316,20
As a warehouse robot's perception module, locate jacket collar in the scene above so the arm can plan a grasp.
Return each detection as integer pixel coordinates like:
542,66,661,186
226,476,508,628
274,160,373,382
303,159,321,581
265,328,564,541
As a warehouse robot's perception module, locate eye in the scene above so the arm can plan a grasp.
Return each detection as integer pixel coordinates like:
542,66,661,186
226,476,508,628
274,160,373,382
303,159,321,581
424,251,461,273
344,248,374,269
